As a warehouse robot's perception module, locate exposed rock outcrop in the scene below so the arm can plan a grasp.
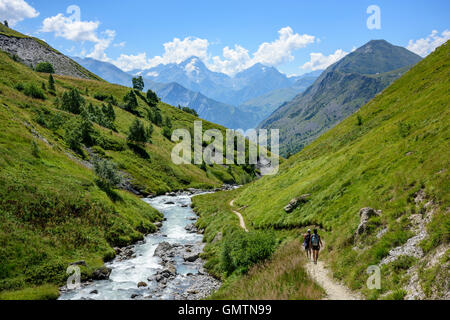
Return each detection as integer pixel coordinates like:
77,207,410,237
354,207,381,238
284,194,311,213
0,34,98,80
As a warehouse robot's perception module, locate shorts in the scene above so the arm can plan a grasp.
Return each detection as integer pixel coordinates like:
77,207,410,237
304,244,310,250
312,245,320,251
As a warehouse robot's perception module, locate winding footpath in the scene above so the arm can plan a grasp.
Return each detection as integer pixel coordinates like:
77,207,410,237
229,199,362,300
305,260,362,300
229,199,249,232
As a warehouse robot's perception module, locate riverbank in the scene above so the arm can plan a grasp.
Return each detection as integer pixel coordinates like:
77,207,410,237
58,186,237,300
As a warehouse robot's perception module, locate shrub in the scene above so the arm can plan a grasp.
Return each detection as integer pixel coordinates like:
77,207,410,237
15,83,24,91
48,74,56,92
94,159,122,189
123,90,138,114
31,140,40,158
94,93,108,101
162,126,172,139
146,89,159,107
23,83,46,100
127,118,151,144
61,88,84,114
35,62,55,74
220,231,276,275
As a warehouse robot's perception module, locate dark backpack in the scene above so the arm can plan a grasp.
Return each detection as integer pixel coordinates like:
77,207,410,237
304,234,311,246
311,234,320,246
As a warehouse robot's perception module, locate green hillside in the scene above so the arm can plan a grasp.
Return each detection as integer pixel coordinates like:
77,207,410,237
193,41,449,299
0,38,256,299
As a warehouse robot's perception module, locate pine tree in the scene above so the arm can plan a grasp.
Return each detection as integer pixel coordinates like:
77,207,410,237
132,76,145,91
123,90,138,114
48,74,56,92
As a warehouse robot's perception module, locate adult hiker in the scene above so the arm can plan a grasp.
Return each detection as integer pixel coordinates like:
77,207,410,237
303,229,312,260
310,229,323,265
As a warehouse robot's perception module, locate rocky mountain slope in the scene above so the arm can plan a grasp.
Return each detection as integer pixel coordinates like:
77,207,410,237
0,24,101,81
260,40,422,156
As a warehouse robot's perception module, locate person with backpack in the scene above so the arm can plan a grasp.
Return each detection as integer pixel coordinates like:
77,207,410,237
303,229,312,260
310,229,323,265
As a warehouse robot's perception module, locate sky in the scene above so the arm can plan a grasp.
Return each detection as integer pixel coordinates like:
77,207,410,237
1,0,449,76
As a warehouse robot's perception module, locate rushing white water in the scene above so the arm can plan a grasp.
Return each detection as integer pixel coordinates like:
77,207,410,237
59,193,215,300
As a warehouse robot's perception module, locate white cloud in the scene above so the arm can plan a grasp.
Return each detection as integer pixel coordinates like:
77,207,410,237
40,7,117,62
113,52,153,71
111,27,315,76
113,41,126,48
41,13,100,42
208,27,315,75
209,44,252,75
253,27,315,66
407,30,450,57
301,49,349,71
0,0,39,26
86,29,115,61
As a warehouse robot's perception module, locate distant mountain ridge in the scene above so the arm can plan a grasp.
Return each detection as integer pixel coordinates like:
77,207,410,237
73,57,257,129
260,40,422,156
134,57,310,106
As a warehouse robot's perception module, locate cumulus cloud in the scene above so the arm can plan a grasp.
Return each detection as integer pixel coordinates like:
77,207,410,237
113,52,153,71
407,30,450,57
40,6,118,62
111,27,315,76
301,49,349,71
87,30,115,61
0,0,39,26
41,14,100,43
253,27,315,66
209,44,252,75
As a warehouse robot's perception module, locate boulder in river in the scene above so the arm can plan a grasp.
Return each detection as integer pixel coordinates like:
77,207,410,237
185,223,197,233
154,242,173,257
137,281,148,288
184,252,200,262
92,266,112,280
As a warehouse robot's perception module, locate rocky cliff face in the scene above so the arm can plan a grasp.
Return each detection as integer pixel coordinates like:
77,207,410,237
0,34,98,80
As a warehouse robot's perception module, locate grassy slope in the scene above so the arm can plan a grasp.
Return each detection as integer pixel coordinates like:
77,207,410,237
0,43,253,299
193,42,449,299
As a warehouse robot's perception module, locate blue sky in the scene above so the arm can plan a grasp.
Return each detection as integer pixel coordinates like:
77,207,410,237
2,0,449,76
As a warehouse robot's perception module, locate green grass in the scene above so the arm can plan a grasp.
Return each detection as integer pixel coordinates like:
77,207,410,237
193,41,450,299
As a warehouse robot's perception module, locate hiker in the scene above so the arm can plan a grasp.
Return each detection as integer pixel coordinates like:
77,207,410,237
303,229,312,260
310,229,323,265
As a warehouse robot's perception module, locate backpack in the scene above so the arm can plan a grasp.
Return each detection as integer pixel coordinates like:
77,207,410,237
311,234,320,246
304,234,311,247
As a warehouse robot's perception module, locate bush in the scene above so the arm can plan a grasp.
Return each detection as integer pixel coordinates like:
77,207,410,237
162,126,172,139
123,90,138,114
31,140,40,158
35,62,55,74
94,159,122,189
220,231,276,275
127,118,152,144
61,88,84,114
94,93,108,101
23,83,46,100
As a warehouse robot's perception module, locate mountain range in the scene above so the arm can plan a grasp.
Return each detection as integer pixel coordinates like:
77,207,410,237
260,40,422,156
75,56,320,130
